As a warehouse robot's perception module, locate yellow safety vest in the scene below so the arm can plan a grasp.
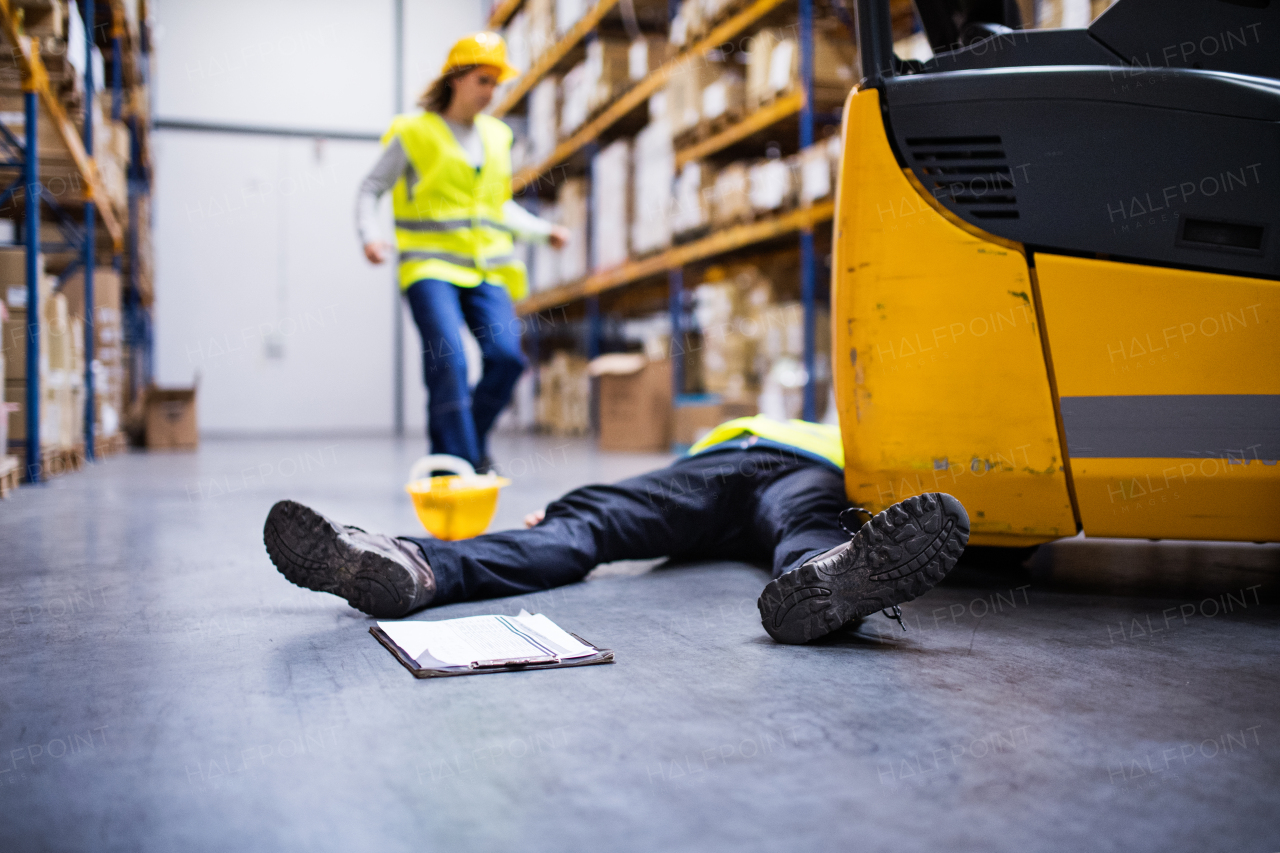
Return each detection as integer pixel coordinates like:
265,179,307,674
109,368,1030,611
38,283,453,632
688,415,844,470
385,111,528,300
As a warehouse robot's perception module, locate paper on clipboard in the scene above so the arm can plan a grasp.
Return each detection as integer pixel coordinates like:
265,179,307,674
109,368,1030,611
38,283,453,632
376,611,596,668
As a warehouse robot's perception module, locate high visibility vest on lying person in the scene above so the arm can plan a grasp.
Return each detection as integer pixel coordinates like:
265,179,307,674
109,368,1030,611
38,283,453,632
385,111,528,300
687,415,844,472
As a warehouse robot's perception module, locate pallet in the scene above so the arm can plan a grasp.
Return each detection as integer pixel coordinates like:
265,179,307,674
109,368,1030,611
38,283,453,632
0,455,18,498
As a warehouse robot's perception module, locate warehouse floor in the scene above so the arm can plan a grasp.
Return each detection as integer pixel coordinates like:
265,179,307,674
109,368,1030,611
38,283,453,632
1,434,1278,853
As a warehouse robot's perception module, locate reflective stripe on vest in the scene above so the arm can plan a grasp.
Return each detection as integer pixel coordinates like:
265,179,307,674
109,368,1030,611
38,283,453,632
399,250,518,268
394,217,514,234
687,415,844,470
385,112,527,299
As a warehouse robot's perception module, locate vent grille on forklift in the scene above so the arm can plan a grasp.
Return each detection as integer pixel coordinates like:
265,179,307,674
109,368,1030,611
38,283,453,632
906,135,1020,220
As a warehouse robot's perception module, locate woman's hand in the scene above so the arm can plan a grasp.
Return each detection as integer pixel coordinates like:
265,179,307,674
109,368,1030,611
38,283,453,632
523,508,546,528
547,226,570,250
363,241,392,264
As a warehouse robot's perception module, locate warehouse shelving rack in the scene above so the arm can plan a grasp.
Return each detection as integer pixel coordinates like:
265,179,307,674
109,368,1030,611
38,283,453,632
0,0,150,485
497,0,832,421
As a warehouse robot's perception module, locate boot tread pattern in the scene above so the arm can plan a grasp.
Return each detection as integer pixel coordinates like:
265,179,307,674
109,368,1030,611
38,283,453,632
757,493,970,644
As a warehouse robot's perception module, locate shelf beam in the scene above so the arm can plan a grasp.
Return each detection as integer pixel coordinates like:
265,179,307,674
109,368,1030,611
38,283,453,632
492,0,621,118
0,0,125,251
675,90,803,169
517,201,834,316
512,0,790,193
487,0,524,29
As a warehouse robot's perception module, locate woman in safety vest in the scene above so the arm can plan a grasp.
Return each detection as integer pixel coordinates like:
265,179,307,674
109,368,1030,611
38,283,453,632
357,32,567,471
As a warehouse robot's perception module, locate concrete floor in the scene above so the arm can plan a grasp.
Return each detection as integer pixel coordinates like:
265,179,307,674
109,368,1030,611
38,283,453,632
1,434,1278,853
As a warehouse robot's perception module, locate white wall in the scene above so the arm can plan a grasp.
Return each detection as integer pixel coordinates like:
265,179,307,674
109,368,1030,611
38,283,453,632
151,0,486,435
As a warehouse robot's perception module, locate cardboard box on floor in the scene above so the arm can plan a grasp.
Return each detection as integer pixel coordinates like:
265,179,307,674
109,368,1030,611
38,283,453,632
145,386,198,450
590,354,672,452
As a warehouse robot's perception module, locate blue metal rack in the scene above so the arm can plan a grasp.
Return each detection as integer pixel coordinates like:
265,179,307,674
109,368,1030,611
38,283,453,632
0,0,147,482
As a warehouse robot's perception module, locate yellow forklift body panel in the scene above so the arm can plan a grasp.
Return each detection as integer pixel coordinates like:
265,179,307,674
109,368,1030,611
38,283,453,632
1036,254,1280,541
832,89,1077,546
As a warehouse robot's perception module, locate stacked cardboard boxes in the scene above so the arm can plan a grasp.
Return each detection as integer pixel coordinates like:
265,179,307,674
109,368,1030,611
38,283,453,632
710,162,751,226
528,77,560,164
628,35,671,83
63,266,125,442
685,259,833,423
561,37,630,137
699,68,745,127
631,119,673,255
537,351,590,436
745,24,857,110
669,0,741,47
557,177,590,282
672,160,713,238
747,158,796,215
664,57,722,137
585,37,631,115
592,139,630,270
531,198,562,292
3,249,49,452
526,0,557,62
795,135,842,206
560,61,591,137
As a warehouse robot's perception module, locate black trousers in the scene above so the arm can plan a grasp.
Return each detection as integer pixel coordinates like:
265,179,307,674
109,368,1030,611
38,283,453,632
406,447,853,607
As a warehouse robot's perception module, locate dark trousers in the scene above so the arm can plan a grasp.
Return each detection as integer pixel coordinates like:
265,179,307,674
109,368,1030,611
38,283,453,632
403,278,528,467
406,447,853,607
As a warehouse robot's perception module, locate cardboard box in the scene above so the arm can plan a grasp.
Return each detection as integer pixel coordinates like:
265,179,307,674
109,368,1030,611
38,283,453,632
592,139,631,270
591,354,673,452
665,58,721,136
672,160,713,237
674,398,758,447
748,26,856,110
556,177,589,282
632,119,673,255
145,387,198,450
586,36,631,114
529,76,560,163
6,371,80,451
748,158,796,214
629,35,671,82
700,70,744,122
3,271,54,382
710,162,751,226
795,136,841,206
560,60,591,136
526,0,556,60
537,351,589,436
61,266,122,320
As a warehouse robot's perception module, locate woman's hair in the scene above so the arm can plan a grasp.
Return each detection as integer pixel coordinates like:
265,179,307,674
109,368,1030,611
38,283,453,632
418,64,480,113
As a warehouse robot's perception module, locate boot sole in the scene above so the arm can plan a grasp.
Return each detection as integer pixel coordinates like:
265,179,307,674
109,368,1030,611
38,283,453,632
263,500,418,618
758,493,970,644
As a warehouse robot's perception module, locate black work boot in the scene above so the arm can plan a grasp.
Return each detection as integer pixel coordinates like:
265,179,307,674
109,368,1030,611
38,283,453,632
758,493,970,644
263,500,436,618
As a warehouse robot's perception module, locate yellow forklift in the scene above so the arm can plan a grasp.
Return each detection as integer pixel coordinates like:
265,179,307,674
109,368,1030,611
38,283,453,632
834,0,1279,546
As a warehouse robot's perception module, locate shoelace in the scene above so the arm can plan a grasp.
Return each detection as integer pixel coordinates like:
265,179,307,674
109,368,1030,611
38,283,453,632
839,506,908,633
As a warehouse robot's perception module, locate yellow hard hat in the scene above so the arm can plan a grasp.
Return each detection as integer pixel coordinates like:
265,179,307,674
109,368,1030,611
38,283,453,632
442,32,520,83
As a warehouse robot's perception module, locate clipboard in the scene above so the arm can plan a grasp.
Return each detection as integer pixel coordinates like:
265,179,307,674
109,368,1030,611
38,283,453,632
370,626,615,678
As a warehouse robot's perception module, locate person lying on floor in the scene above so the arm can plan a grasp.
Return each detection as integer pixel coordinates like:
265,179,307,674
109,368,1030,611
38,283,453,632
263,415,971,645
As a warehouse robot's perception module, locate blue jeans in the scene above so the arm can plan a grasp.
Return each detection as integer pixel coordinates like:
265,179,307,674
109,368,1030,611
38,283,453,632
403,278,527,466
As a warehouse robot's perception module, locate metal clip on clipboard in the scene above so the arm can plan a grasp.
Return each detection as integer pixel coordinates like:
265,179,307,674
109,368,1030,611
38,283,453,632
470,655,560,669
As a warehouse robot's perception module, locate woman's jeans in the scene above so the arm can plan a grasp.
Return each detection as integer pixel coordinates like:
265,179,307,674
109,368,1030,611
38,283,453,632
403,278,527,466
